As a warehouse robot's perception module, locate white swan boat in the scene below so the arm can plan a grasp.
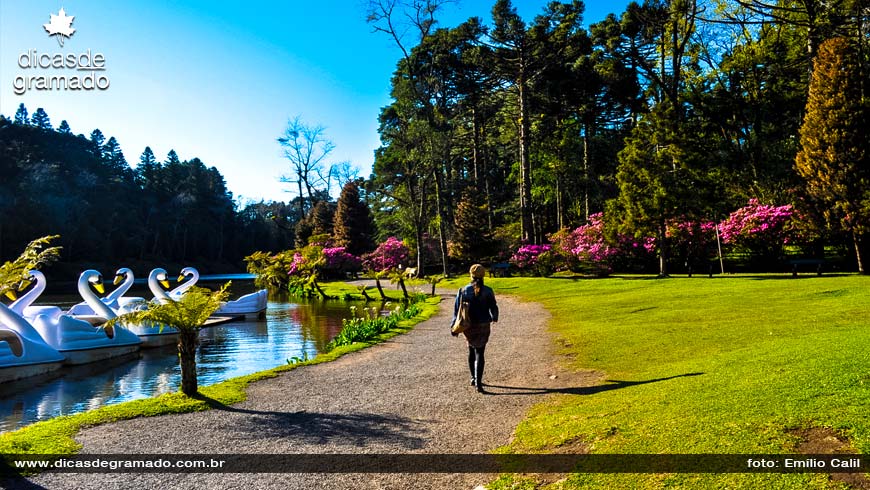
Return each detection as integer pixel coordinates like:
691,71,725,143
0,300,66,383
27,270,141,365
168,267,199,300
67,267,138,316
112,268,179,347
167,267,267,320
215,289,268,319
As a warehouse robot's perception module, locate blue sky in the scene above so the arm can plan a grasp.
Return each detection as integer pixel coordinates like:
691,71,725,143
0,1,631,204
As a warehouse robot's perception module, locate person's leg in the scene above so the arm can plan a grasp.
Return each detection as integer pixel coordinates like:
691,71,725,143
468,346,477,385
475,346,486,391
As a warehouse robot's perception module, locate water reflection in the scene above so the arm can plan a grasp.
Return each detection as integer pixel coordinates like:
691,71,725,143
0,294,358,433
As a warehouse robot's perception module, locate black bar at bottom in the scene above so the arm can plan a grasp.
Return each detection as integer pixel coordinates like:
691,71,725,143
2,454,866,474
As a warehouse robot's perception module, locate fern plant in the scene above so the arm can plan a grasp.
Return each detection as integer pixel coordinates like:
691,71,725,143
0,235,62,300
108,283,230,396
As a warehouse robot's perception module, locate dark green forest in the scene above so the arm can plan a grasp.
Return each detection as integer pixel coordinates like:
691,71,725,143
2,0,868,278
0,107,296,273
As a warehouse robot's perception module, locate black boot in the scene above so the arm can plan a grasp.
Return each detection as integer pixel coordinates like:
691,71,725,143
475,347,485,393
468,347,477,387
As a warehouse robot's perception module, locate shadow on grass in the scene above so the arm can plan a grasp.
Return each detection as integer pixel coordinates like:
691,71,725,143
482,372,704,397
193,394,427,448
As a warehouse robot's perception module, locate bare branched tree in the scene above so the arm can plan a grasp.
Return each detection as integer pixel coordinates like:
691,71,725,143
277,116,336,221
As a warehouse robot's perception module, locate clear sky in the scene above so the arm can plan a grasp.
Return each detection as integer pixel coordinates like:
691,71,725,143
0,1,630,204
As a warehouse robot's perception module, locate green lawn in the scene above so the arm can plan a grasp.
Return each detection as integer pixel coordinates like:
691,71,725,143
461,274,869,489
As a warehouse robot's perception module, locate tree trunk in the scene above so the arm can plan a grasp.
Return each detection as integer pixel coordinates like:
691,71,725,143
472,107,481,190
518,67,533,243
374,276,386,300
398,278,409,300
433,169,449,277
177,330,199,396
583,124,590,221
658,219,670,277
297,179,305,222
854,231,866,274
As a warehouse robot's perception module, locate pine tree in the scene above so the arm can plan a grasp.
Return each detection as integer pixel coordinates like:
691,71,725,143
450,191,495,264
30,108,52,129
137,146,160,189
795,37,869,274
89,129,105,158
13,103,28,125
333,180,375,255
165,149,181,166
310,200,335,237
57,120,72,134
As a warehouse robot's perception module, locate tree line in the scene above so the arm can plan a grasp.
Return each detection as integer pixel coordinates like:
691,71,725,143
0,105,302,271
364,0,870,275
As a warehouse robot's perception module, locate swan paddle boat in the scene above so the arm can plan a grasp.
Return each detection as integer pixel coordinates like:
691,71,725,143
166,267,267,320
67,267,142,316
215,289,267,319
107,268,180,347
0,298,66,383
168,267,199,300
9,270,64,324
26,270,141,365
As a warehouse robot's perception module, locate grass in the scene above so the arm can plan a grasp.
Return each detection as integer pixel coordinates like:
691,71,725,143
0,283,441,466
451,274,869,489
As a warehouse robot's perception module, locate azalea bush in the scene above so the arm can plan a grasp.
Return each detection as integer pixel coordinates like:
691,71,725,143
321,246,363,278
548,214,655,276
719,199,794,260
361,237,412,300
361,236,410,272
510,244,555,276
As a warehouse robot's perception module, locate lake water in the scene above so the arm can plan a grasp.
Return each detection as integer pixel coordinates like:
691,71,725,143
0,284,361,433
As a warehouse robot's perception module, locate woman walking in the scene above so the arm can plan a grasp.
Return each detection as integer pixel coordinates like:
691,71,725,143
452,264,499,393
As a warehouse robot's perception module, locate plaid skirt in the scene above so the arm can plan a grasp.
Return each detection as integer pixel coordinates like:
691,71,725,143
463,322,491,349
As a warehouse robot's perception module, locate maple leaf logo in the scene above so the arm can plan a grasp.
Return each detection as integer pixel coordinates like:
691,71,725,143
44,8,76,47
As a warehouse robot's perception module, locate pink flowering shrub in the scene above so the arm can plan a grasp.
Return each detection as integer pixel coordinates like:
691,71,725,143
719,199,794,257
667,220,717,268
322,247,362,275
548,213,656,275
510,244,551,267
361,237,410,272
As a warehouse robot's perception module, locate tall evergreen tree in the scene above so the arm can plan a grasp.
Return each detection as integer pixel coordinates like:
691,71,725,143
310,200,335,238
30,108,52,130
165,149,181,166
13,104,28,125
89,129,106,158
451,191,495,264
333,180,375,255
57,120,72,134
795,37,869,273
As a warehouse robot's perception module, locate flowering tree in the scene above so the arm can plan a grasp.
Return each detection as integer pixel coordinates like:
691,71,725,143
719,199,794,260
361,237,411,299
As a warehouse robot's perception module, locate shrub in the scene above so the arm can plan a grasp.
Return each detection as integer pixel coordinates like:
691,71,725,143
719,199,794,259
361,237,410,273
510,244,553,276
321,246,362,278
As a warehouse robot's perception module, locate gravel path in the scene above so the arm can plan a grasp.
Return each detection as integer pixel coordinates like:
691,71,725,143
6,291,600,490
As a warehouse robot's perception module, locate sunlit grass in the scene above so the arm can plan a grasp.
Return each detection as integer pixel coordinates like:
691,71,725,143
475,274,869,489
